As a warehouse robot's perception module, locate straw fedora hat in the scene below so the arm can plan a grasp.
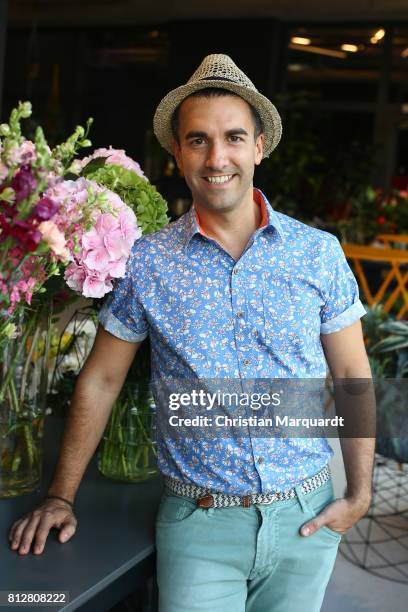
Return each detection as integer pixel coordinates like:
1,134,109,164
153,53,282,159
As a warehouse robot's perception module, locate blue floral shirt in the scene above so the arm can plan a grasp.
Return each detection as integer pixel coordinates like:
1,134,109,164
98,188,366,493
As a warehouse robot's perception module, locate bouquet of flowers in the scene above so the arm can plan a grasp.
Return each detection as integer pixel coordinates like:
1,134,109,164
0,101,169,341
0,102,93,338
0,101,169,496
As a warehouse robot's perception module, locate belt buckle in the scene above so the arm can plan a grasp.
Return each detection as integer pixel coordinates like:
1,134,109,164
197,494,215,508
242,495,252,508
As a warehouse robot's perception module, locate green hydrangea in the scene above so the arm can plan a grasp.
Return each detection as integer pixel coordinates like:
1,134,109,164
83,161,169,235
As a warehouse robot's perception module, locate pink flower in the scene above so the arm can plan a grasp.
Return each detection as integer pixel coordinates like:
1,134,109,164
64,261,113,298
119,208,141,245
107,256,127,278
5,141,35,166
21,256,46,285
38,170,62,189
82,271,113,298
19,141,37,164
83,214,126,262
80,146,147,179
8,277,37,311
38,220,70,259
42,177,142,299
64,262,87,293
22,277,36,305
46,177,89,211
0,162,8,182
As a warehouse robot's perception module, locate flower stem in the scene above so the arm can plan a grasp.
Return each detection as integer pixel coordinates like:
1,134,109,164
19,323,40,405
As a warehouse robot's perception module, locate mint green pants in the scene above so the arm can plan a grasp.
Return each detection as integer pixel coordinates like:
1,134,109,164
155,477,341,612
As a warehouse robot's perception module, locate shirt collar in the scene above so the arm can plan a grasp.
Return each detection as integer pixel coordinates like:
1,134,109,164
182,187,285,250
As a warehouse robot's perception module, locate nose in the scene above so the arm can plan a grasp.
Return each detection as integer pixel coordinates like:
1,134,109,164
204,141,229,171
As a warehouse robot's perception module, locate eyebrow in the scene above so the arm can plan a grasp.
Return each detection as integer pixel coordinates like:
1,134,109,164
184,128,249,140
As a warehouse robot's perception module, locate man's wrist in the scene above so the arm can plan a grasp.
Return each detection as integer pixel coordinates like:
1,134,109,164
345,491,372,512
44,494,74,508
46,488,75,506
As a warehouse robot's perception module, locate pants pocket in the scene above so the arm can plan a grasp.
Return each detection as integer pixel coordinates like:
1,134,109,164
303,481,342,541
156,492,201,526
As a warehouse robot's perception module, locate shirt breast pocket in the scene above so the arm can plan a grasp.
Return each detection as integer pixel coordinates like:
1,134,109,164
262,278,321,354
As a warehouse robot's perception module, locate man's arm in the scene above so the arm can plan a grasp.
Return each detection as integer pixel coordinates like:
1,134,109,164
300,319,376,537
320,319,375,505
9,325,142,555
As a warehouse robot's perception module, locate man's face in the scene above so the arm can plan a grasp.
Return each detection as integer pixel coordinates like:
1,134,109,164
172,94,264,213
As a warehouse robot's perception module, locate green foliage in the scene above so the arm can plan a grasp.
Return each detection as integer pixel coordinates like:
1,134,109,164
362,305,408,462
362,304,408,378
0,101,31,140
82,163,169,235
52,118,93,170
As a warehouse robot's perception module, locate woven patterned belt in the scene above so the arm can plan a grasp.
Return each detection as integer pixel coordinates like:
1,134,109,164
164,465,331,509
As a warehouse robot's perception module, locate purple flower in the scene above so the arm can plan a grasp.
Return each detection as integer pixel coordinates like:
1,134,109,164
33,196,59,220
11,165,37,203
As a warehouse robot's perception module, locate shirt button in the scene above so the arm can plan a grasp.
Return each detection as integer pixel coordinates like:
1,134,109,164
257,457,265,465
236,311,244,318
243,358,250,366
233,268,239,275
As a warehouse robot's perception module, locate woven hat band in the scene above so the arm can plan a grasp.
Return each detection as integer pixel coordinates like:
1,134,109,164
199,76,241,83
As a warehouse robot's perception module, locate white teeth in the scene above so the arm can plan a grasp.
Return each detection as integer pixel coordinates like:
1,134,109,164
206,175,233,184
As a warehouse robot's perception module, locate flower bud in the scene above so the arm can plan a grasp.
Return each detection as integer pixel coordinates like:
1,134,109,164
0,124,10,136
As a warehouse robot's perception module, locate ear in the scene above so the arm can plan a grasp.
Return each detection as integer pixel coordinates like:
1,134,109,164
172,139,183,173
254,133,264,166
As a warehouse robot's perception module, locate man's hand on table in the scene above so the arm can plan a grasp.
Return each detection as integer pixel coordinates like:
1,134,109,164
300,495,371,537
8,498,77,555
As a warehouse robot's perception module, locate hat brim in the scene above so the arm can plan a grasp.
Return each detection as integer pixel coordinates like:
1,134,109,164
153,79,282,159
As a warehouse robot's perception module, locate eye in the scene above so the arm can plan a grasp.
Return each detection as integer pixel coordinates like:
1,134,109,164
190,138,205,146
229,135,244,143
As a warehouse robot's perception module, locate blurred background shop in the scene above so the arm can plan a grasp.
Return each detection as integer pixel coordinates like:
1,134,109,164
2,0,408,223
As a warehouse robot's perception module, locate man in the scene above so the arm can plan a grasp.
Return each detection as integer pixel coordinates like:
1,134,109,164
9,54,375,612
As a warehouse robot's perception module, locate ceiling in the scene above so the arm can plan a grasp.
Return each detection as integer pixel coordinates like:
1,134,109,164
8,0,408,27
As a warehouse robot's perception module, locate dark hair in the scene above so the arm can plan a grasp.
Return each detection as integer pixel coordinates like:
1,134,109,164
170,87,263,143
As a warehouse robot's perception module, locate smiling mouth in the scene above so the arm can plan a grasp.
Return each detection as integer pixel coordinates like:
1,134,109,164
203,174,235,184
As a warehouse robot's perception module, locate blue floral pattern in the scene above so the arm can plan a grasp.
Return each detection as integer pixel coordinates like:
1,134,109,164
98,188,367,494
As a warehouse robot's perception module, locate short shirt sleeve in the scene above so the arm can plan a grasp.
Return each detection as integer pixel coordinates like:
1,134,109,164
97,252,148,343
320,236,367,334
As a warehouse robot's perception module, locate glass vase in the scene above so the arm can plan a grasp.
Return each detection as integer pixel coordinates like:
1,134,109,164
0,309,52,498
97,381,158,483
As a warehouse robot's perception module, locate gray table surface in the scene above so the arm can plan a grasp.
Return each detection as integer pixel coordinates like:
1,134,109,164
1,414,163,611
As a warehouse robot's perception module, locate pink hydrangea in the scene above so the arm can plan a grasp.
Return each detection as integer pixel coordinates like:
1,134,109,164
79,146,146,179
64,259,113,299
46,176,143,299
